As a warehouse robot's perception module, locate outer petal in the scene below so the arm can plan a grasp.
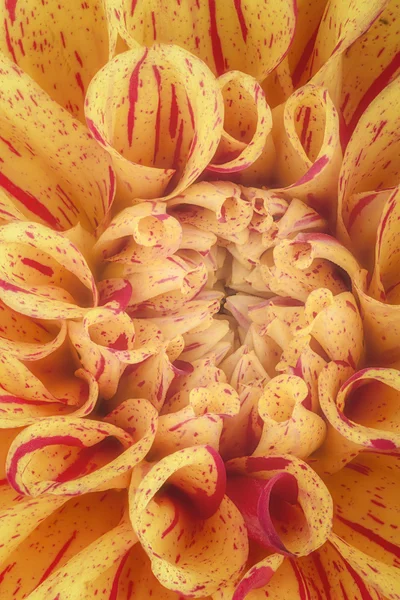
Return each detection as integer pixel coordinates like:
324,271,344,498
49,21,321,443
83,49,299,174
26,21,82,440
331,534,400,600
0,489,128,598
0,303,67,361
108,0,296,80
338,77,400,249
26,520,138,600
85,45,223,204
370,186,400,303
294,0,387,90
341,0,400,134
0,55,114,231
130,446,248,597
6,398,157,496
324,451,400,598
227,541,383,600
0,0,109,122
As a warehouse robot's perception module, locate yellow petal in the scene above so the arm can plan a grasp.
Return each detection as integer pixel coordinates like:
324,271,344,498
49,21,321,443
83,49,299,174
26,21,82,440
0,54,114,231
253,374,326,459
85,44,224,204
325,451,400,597
0,489,128,598
0,0,109,121
108,0,296,80
130,445,248,596
0,221,97,320
207,71,273,180
95,201,182,264
69,307,163,399
0,354,98,428
338,77,400,250
341,0,400,134
273,84,342,221
6,398,157,496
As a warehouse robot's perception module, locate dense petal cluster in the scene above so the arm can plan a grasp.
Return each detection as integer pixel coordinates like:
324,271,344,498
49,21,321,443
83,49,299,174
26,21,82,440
0,0,399,599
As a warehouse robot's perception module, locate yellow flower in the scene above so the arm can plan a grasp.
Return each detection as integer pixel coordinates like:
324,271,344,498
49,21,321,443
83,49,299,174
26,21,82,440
0,0,399,599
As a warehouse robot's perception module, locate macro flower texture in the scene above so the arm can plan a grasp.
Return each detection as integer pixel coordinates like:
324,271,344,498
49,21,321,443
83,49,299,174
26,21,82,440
0,0,399,598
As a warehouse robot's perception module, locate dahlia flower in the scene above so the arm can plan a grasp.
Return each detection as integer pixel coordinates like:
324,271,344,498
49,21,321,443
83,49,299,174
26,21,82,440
0,0,399,599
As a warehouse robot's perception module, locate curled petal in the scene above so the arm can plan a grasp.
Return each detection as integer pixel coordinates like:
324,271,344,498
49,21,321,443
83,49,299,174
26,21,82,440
227,453,333,557
94,201,182,264
85,45,223,204
130,445,248,596
208,71,273,177
169,180,254,244
296,288,364,367
111,255,209,313
6,398,157,496
263,235,349,301
142,291,222,339
152,382,239,458
277,334,327,411
0,221,97,320
273,84,342,219
253,374,326,459
231,553,284,600
69,307,163,398
317,362,400,473
113,349,176,412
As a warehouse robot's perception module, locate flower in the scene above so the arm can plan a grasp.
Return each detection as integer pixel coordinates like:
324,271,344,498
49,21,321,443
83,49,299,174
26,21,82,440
0,0,399,599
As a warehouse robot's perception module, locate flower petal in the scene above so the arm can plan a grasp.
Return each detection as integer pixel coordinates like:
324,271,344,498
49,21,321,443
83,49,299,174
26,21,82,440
0,489,128,598
227,454,333,557
0,54,114,231
273,84,342,219
0,221,97,319
253,374,326,459
6,398,157,496
108,0,296,80
85,44,223,204
0,0,109,121
130,445,248,596
207,71,273,179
